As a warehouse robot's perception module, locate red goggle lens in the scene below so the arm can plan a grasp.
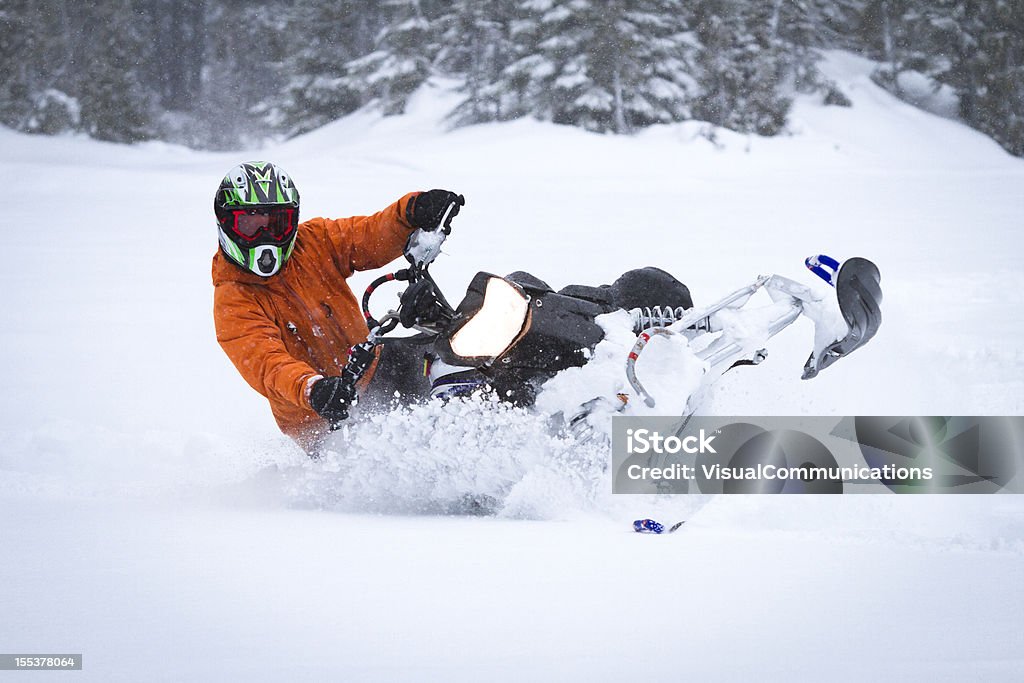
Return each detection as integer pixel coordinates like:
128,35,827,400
230,208,295,241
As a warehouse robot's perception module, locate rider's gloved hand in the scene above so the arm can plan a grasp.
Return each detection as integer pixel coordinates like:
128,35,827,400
406,190,464,232
309,376,354,423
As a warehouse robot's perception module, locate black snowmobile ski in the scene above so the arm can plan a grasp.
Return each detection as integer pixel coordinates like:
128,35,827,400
802,257,883,379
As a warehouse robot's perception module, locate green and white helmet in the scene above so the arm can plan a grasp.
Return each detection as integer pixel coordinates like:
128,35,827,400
214,161,300,277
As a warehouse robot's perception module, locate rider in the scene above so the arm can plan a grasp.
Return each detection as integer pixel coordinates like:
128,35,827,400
211,160,464,452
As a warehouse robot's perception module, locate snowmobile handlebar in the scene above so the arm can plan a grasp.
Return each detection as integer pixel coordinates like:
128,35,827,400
361,269,412,335
360,266,456,339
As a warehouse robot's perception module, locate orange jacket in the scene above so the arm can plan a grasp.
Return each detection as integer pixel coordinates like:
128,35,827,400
212,193,418,449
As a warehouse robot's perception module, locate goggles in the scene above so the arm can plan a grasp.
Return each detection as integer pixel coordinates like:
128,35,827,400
227,207,296,242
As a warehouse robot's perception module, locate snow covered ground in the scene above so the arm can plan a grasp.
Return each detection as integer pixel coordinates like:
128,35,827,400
2,52,1022,680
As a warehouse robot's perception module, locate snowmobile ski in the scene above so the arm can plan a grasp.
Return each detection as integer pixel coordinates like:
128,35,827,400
624,256,883,411
801,257,882,379
632,519,686,534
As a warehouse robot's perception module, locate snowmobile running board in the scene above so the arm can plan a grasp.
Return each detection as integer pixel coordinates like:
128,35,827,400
626,257,882,408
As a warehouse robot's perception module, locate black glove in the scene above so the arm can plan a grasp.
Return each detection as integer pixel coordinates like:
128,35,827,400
309,376,355,423
406,190,465,232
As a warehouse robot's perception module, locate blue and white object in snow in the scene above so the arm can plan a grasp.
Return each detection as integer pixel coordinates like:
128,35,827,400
805,253,841,287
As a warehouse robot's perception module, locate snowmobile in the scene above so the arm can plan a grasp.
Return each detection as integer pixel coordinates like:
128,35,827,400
338,215,883,427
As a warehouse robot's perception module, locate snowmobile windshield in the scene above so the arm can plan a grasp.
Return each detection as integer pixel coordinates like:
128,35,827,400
450,277,530,359
229,207,296,243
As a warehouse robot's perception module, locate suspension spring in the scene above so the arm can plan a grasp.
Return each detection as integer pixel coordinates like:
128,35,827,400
631,305,685,331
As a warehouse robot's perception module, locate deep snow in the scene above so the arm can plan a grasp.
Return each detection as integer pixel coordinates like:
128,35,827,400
1,52,1022,681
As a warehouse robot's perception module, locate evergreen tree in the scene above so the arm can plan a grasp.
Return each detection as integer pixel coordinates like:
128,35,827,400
692,0,792,136
268,1,382,136
816,0,869,50
0,0,39,130
858,0,942,95
136,0,207,112
343,0,435,116
0,1,82,134
0,1,155,142
496,0,697,133
182,0,292,147
496,0,554,121
934,0,1024,155
618,0,700,130
75,1,154,143
0,0,1020,156
769,0,827,92
439,0,518,125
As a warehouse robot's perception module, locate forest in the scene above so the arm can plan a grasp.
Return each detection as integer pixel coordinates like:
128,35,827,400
1,0,1021,155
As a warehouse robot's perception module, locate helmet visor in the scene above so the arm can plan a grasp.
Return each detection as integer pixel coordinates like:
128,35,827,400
229,207,296,243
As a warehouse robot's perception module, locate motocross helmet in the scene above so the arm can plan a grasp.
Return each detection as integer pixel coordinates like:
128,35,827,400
214,161,300,277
